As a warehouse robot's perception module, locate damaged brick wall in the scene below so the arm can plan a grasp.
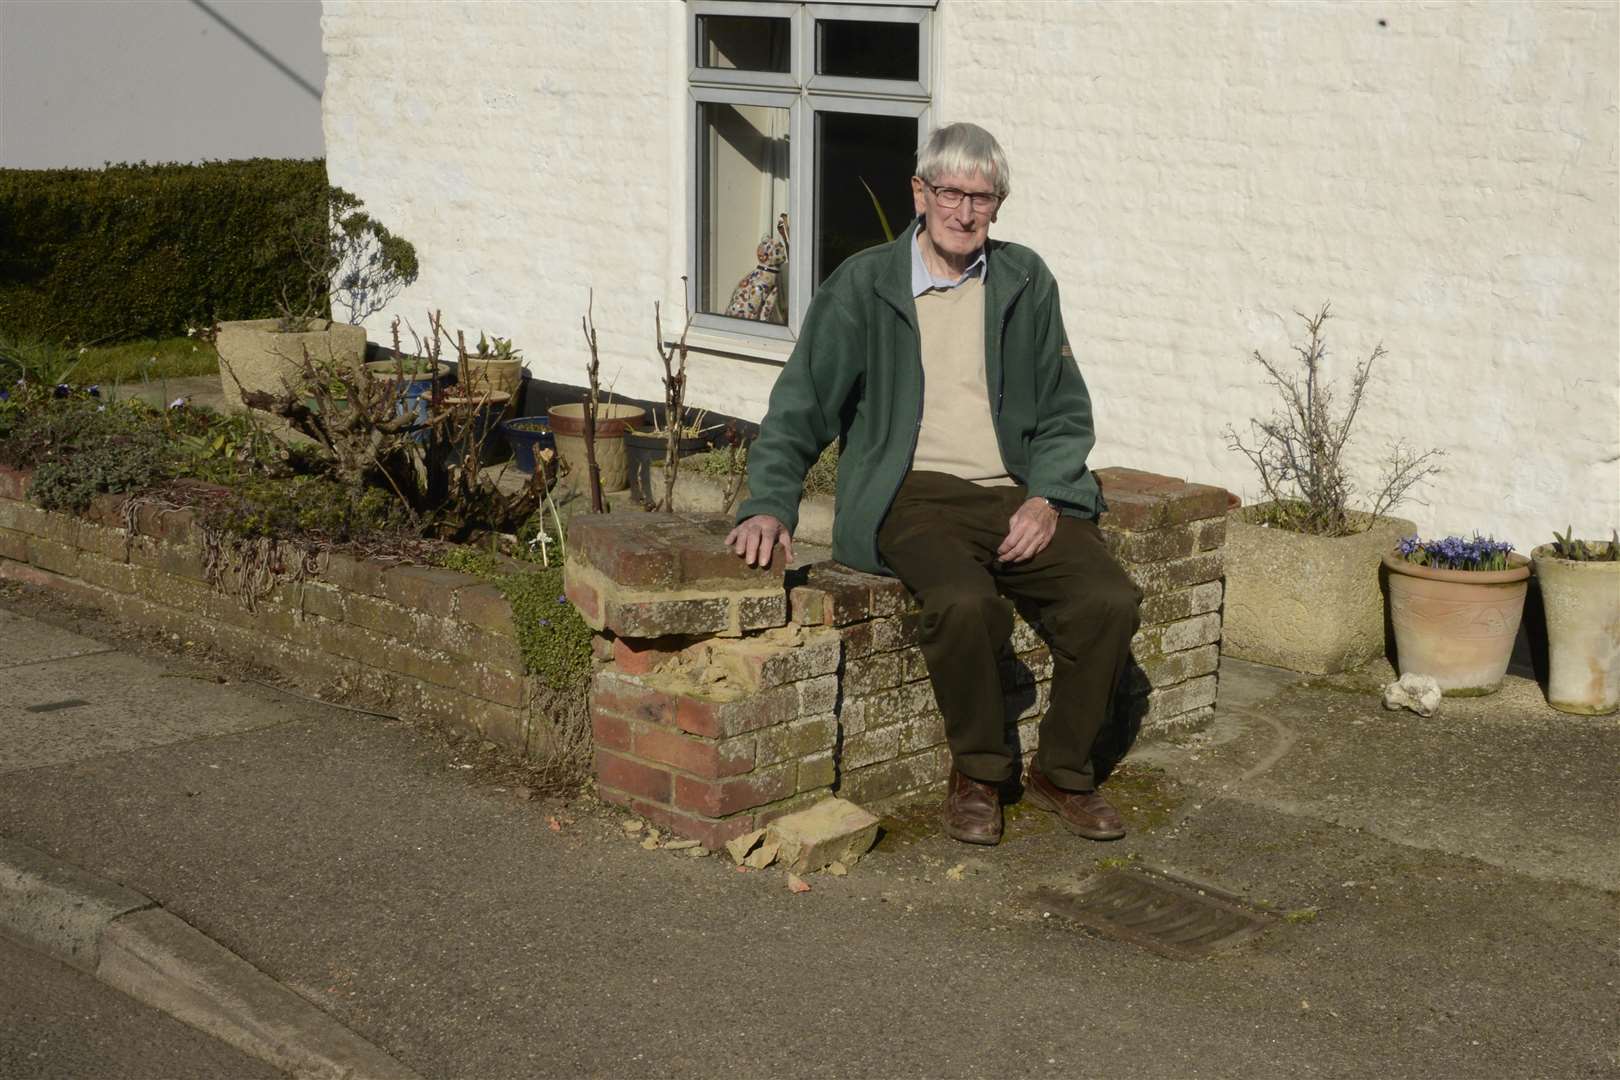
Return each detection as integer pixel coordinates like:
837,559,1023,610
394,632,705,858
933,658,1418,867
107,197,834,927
567,468,1230,847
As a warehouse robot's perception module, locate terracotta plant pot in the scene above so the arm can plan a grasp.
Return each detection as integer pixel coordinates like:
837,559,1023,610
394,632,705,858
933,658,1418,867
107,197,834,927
1383,551,1531,695
1222,505,1416,674
215,318,367,412
547,402,646,493
1530,544,1620,715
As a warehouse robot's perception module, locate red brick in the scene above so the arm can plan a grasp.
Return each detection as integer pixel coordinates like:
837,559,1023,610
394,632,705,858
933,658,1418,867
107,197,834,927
0,466,30,501
591,672,676,725
563,576,602,628
634,725,755,779
1095,468,1231,532
591,709,633,752
594,749,672,803
612,635,685,676
672,683,799,738
624,798,759,850
673,763,795,817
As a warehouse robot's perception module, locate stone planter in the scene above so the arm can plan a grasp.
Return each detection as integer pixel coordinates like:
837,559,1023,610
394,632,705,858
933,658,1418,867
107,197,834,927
1383,552,1531,696
624,431,708,506
1530,544,1620,715
1221,506,1415,674
216,319,367,412
548,402,646,493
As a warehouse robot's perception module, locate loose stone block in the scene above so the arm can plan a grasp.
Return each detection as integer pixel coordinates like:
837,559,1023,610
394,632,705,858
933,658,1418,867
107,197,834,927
764,797,880,874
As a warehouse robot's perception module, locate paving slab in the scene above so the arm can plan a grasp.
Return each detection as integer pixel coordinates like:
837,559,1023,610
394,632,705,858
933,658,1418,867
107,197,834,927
0,606,113,668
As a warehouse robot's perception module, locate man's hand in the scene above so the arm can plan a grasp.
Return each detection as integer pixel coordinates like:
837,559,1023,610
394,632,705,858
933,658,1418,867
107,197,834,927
996,497,1059,564
726,514,793,569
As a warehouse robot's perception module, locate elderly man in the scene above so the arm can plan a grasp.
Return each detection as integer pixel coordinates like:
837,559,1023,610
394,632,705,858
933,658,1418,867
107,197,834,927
726,123,1140,846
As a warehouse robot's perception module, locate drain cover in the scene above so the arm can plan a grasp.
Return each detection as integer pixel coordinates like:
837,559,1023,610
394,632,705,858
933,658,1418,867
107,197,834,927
1033,868,1277,960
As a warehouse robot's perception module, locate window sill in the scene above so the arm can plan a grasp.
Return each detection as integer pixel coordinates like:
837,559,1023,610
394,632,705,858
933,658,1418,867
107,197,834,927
673,327,795,366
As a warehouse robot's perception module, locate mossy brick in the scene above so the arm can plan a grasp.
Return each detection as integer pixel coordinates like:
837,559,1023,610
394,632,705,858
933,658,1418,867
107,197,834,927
839,745,950,806
798,673,838,716
1125,551,1224,597
77,522,131,561
797,751,836,792
1160,612,1222,652
379,637,464,692
596,749,674,803
1140,581,1225,626
205,593,299,641
1148,704,1215,739
755,713,838,766
673,761,796,817
0,499,48,536
1148,674,1218,719
900,647,929,683
454,583,517,635
633,723,755,779
479,703,528,753
313,615,391,665
1141,643,1220,687
898,710,946,753
605,595,733,638
133,504,201,546
297,582,347,622
74,554,136,595
345,592,418,639
622,797,760,851
845,651,903,696
843,723,901,770
153,542,209,584
0,558,102,607
734,591,789,632
33,511,84,550
1194,516,1228,552
591,670,677,726
0,466,29,501
1105,524,1199,564
854,680,937,728
837,696,868,735
321,552,388,597
0,526,28,563
1009,616,1045,653
788,584,827,626
384,564,472,619
1095,468,1231,532
801,563,889,625
84,493,129,528
1015,716,1042,756
26,536,80,577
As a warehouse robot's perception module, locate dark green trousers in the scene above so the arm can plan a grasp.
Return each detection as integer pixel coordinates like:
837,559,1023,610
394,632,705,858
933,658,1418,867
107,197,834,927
876,471,1142,791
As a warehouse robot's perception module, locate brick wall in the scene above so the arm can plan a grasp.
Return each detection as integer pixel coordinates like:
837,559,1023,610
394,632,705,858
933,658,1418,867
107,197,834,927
0,466,544,754
567,467,1229,846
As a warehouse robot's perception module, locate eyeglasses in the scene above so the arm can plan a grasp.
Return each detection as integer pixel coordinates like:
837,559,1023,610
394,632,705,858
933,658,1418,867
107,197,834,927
925,182,1000,213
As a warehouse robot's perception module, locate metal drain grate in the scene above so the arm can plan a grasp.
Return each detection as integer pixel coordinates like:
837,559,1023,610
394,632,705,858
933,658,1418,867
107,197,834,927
1033,868,1278,960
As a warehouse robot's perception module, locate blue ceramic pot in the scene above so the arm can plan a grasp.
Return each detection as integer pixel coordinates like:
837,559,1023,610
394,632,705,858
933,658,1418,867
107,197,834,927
501,416,557,473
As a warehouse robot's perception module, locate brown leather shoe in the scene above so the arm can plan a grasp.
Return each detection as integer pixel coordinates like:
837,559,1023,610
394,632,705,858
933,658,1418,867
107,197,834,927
1023,765,1126,841
942,769,1003,846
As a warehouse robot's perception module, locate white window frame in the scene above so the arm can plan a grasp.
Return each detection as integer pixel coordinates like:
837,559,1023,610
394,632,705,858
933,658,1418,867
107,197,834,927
687,0,933,341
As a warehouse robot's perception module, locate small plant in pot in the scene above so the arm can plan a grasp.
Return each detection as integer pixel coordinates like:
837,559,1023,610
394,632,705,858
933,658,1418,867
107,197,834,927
1385,533,1530,695
501,415,558,475
1221,303,1444,674
1530,528,1620,714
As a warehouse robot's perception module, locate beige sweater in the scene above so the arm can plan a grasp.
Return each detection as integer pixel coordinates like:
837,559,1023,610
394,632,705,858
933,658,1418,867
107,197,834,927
911,278,1012,485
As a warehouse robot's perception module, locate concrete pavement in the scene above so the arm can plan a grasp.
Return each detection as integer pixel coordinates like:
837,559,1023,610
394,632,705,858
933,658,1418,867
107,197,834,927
1,581,1615,1079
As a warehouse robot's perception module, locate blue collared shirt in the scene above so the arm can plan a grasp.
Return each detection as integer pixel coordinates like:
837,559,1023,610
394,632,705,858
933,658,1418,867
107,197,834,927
910,217,987,297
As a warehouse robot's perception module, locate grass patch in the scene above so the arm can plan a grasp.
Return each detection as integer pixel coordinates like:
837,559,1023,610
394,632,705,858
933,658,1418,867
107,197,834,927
74,336,219,385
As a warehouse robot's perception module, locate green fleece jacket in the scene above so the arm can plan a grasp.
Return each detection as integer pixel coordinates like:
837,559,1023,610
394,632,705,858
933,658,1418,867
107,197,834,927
736,221,1103,576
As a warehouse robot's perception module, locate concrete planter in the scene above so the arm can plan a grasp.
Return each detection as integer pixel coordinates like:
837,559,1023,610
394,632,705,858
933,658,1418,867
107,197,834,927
1530,544,1620,715
1384,552,1530,696
215,319,367,412
1221,506,1415,674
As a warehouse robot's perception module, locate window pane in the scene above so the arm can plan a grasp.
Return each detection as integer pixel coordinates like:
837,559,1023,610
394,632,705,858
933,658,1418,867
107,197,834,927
815,111,917,285
698,15,790,73
699,102,791,325
816,20,919,81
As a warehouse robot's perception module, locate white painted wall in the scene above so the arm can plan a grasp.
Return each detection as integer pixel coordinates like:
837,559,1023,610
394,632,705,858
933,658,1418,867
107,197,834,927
1,0,324,168
323,0,1619,546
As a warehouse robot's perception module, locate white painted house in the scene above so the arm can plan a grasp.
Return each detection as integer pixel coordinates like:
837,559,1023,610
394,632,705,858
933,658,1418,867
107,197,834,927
322,0,1619,546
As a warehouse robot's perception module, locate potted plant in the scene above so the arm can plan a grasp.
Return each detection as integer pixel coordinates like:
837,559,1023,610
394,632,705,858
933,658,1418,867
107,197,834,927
1530,529,1620,714
217,187,417,412
1222,304,1443,674
625,410,713,507
459,332,525,409
1384,534,1530,695
500,415,557,474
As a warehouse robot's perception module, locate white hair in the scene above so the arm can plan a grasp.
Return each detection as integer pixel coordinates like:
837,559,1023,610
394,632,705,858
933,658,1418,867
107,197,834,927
915,122,1011,200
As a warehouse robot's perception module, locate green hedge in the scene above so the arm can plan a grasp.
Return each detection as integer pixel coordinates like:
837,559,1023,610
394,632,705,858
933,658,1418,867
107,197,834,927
0,159,327,344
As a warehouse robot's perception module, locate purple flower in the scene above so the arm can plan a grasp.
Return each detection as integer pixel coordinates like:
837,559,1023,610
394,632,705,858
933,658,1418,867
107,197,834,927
87,385,100,398
53,383,70,398
557,595,568,604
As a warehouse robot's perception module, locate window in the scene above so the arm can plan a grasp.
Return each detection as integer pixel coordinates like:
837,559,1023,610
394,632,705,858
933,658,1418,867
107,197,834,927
689,2,932,340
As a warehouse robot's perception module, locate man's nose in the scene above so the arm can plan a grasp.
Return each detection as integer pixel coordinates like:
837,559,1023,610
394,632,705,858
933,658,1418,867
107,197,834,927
953,200,977,226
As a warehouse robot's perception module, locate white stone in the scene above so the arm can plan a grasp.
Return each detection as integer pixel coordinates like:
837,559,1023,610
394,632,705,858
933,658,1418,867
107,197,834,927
1382,673,1443,717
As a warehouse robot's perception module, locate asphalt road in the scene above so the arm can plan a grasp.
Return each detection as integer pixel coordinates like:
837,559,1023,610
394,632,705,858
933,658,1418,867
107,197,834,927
1,588,1615,1079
